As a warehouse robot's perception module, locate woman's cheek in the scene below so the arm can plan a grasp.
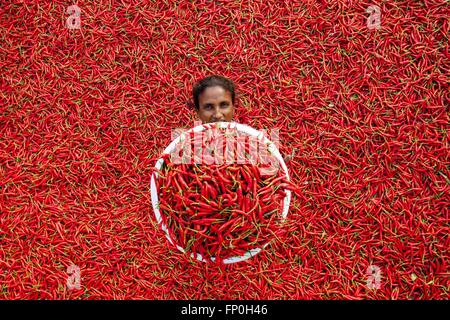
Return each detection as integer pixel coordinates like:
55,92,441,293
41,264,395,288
227,108,234,120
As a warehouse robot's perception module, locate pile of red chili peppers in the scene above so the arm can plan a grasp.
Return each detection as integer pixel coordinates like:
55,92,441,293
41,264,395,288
1,0,448,299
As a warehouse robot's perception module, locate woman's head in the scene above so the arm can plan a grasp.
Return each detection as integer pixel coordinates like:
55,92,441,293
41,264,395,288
192,75,236,123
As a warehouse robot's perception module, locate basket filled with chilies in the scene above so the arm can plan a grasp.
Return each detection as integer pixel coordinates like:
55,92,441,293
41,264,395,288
150,122,297,264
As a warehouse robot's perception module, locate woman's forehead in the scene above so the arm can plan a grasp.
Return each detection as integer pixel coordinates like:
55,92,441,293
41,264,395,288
200,86,232,102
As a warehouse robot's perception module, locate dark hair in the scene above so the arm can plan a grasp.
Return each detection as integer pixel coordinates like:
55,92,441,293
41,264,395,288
192,75,236,110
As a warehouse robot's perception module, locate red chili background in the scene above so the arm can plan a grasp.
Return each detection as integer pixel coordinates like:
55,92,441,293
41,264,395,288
0,0,448,299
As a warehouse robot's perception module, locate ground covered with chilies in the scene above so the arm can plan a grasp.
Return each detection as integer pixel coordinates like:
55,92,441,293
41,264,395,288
1,0,448,299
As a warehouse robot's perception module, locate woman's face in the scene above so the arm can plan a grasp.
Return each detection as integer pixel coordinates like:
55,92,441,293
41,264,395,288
197,86,235,123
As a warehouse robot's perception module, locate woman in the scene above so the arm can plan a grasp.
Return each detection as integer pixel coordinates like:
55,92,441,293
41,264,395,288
192,75,236,123
192,75,294,163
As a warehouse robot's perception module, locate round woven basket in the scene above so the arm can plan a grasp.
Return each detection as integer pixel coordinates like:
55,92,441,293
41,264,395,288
150,122,291,264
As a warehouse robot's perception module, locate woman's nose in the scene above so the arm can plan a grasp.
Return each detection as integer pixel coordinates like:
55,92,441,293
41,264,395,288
212,108,224,121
